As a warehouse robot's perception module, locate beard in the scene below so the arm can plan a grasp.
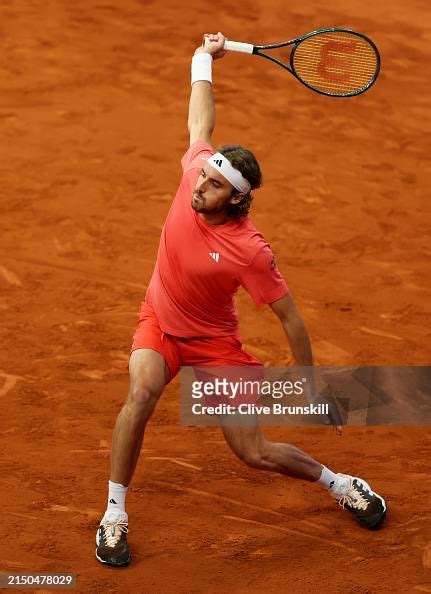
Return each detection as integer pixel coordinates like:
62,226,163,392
191,191,228,214
191,192,206,212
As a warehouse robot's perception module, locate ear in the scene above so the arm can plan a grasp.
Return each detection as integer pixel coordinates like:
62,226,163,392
230,191,245,205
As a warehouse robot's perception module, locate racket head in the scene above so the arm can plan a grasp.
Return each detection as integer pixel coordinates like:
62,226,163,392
290,28,380,97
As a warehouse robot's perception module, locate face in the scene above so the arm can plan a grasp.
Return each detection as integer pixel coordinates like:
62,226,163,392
192,162,242,214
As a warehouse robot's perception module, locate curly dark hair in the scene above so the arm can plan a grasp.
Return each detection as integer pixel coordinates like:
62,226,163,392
217,144,262,220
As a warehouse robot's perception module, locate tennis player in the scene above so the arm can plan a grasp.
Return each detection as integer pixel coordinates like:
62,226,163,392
96,32,387,567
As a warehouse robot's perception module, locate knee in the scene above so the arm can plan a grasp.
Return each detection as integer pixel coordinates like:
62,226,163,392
125,383,160,419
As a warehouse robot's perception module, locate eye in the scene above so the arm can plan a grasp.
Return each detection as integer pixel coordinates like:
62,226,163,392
200,169,206,178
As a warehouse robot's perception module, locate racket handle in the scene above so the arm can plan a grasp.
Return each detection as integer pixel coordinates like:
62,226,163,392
224,40,254,54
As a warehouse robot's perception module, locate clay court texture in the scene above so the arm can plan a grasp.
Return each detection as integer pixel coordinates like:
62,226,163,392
1,0,430,592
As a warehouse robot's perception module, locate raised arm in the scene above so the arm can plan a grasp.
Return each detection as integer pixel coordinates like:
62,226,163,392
188,32,226,146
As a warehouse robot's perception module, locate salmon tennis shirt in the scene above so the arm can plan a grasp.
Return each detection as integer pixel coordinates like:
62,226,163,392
145,141,289,338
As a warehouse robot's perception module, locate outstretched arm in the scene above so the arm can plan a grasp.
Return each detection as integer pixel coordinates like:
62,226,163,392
188,32,226,146
269,293,314,366
270,293,343,433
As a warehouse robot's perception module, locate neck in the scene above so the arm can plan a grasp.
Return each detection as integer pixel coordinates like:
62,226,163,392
199,211,230,225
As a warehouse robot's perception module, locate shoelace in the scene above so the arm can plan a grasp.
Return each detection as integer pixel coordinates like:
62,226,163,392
101,520,128,547
338,481,371,511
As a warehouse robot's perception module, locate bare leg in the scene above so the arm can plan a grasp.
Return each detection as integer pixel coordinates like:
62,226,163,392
110,349,170,486
221,419,322,482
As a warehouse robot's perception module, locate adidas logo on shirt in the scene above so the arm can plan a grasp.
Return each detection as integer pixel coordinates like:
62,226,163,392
209,252,220,263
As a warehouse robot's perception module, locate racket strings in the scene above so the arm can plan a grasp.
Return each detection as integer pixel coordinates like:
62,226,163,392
292,31,378,95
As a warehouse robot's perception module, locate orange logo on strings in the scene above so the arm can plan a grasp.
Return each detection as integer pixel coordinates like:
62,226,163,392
317,40,357,82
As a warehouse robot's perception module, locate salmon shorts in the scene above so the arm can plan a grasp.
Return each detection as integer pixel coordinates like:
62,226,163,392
131,301,263,386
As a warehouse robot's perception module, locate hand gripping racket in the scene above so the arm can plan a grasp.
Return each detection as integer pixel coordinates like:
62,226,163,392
224,28,380,97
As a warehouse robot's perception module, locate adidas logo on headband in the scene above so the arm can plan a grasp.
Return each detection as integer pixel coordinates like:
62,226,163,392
207,153,251,194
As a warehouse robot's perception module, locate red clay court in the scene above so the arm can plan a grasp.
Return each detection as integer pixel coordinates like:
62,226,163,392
0,0,430,592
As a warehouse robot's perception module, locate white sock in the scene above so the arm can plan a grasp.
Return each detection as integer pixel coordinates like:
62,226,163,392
317,466,343,493
318,467,352,498
106,480,128,515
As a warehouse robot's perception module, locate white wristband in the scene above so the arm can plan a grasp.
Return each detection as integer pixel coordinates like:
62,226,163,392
191,53,213,85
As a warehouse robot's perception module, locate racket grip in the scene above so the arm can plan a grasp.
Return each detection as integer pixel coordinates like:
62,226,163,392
224,40,254,54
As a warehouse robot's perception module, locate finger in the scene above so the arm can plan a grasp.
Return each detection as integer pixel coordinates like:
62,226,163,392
213,50,227,59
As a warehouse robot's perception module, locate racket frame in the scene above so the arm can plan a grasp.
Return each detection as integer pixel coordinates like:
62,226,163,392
228,27,381,97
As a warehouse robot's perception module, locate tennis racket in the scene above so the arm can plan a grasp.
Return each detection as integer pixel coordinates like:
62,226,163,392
223,28,380,97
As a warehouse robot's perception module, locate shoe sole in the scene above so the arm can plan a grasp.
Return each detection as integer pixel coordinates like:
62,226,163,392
365,508,387,530
361,492,387,530
95,549,131,567
351,491,387,530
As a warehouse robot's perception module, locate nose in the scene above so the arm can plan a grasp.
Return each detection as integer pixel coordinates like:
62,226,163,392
196,179,206,194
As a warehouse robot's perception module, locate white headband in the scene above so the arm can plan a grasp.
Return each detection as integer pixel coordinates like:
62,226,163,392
207,153,251,194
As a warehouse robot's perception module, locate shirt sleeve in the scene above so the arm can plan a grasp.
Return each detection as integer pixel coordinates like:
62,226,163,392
240,245,289,307
181,140,213,174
